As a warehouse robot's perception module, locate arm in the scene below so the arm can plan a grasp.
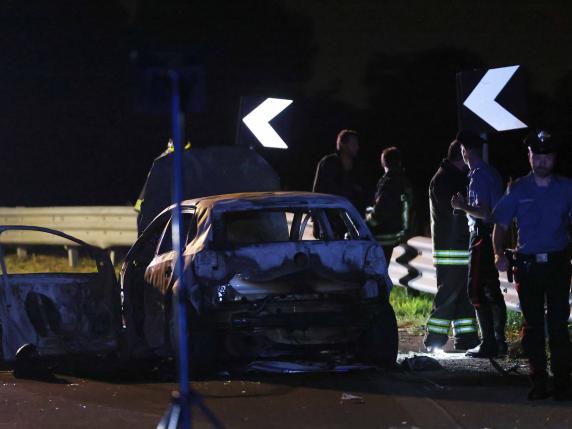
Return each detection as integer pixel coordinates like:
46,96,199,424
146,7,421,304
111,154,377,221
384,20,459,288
450,192,492,220
492,223,509,271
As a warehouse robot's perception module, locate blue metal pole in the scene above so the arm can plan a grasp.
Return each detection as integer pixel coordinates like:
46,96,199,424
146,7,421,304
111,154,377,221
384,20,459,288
169,70,190,429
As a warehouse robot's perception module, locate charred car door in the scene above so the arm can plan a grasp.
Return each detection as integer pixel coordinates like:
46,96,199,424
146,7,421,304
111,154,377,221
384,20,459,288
0,226,120,362
140,210,197,352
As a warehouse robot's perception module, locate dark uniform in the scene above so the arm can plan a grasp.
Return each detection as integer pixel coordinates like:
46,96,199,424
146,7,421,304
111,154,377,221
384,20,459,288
424,159,479,350
466,158,507,357
134,140,191,234
493,132,572,400
312,153,363,210
365,168,412,262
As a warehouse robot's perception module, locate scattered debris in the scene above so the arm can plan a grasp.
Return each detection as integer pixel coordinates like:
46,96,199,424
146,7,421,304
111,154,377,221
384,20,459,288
399,355,442,372
489,358,521,376
13,344,55,381
340,392,365,404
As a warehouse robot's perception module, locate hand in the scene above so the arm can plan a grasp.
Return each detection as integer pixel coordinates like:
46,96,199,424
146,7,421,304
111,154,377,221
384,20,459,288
495,253,509,272
451,192,466,210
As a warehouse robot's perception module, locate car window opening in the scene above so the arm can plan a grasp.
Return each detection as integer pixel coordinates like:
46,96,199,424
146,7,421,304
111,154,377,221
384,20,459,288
222,208,364,246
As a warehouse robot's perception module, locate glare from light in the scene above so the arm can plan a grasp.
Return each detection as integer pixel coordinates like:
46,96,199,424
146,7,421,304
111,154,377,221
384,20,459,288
430,347,446,356
242,98,293,149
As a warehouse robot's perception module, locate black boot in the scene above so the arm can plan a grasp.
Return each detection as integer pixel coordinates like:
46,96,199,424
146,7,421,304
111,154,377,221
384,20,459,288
496,340,508,357
528,372,551,400
466,308,497,358
491,303,508,357
466,341,498,358
424,332,448,353
454,334,480,352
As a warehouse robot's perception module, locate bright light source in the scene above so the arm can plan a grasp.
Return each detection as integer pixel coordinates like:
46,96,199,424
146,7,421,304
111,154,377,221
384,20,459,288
242,98,293,149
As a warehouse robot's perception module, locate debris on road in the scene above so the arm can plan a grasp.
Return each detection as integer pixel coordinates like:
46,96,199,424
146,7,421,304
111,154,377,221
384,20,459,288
340,392,365,404
399,355,442,372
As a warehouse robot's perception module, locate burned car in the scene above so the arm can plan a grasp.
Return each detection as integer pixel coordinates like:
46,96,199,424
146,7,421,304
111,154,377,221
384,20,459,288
121,192,397,371
0,226,121,362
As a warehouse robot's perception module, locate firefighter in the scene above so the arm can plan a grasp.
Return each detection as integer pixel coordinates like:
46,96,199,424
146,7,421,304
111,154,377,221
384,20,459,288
451,131,507,358
134,139,191,234
493,131,572,401
365,146,413,262
424,140,479,352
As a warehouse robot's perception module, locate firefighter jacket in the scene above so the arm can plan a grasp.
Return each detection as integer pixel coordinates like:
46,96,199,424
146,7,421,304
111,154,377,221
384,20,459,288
366,168,413,246
430,159,470,265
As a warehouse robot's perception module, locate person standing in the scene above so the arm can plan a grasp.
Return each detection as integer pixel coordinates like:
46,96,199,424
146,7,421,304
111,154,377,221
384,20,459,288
424,140,479,352
493,131,572,401
312,129,363,210
365,147,413,262
450,131,507,358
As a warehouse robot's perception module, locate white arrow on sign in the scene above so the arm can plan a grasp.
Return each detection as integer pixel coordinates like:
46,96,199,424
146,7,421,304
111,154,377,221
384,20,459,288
242,98,293,149
463,65,527,132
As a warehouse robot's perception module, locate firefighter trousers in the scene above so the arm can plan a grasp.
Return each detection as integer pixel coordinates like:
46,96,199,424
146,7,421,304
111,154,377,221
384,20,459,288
425,249,478,348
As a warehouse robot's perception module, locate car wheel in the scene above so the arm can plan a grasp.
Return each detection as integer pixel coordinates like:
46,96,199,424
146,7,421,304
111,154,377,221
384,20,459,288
169,297,217,378
357,298,398,369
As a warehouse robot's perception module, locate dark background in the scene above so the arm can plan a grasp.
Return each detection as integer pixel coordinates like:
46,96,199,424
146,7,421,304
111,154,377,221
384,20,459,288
3,0,572,234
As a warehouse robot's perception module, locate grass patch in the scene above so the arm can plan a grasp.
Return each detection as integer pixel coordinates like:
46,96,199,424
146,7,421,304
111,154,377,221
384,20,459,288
388,285,548,341
390,285,433,332
506,309,525,341
1,253,122,275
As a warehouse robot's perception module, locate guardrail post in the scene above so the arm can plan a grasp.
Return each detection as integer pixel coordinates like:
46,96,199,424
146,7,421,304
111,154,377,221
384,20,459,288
16,247,27,259
68,248,79,268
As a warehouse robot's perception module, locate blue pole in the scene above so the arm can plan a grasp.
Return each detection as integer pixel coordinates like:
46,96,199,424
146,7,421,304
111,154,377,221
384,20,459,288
169,70,190,429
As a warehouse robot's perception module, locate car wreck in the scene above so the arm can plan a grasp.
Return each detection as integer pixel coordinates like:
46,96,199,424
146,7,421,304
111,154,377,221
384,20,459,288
0,226,121,362
121,192,398,373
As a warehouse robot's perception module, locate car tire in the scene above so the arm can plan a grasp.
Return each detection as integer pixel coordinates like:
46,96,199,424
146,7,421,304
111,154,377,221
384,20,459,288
357,297,398,369
169,296,217,378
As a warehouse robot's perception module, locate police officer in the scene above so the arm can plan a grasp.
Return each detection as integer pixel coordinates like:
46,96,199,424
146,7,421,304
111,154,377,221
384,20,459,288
365,146,413,262
424,140,479,352
450,131,507,358
493,131,572,401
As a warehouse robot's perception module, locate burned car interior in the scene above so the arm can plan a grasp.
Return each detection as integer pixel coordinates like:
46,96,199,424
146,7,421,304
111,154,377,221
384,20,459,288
219,208,366,246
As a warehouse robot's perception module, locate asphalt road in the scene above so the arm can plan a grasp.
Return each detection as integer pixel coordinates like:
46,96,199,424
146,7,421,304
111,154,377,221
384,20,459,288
1,333,571,429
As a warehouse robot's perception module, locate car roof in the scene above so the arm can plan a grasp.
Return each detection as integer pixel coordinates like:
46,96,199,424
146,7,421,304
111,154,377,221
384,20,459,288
183,191,357,213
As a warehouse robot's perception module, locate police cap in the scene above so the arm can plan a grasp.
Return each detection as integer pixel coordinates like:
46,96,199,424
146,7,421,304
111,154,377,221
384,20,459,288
525,130,558,154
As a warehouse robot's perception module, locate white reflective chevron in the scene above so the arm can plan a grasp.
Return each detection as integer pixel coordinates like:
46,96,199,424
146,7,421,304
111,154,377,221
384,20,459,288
242,98,293,149
463,65,527,132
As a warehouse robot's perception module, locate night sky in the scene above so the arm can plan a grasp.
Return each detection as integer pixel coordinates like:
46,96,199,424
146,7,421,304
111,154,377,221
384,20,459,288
3,1,572,233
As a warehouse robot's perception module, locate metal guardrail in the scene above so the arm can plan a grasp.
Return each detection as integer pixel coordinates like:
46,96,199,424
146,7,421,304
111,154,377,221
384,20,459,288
388,236,572,321
0,206,138,249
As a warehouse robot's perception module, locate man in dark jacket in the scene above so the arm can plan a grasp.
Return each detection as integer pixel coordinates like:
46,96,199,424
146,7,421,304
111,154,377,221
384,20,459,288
312,129,363,211
424,140,479,351
365,146,412,262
